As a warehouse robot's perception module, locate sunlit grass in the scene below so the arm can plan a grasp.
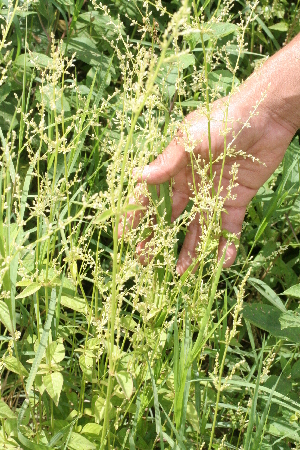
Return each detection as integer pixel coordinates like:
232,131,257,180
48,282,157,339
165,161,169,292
0,1,300,449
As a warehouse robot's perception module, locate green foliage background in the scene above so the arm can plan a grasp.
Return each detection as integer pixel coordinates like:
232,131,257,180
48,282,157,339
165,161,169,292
1,0,300,449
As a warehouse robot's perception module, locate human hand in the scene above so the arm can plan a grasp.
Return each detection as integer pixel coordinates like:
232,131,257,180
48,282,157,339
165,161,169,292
120,91,295,274
118,34,300,275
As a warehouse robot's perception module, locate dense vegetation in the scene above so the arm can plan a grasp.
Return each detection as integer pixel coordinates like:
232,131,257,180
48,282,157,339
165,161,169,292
1,0,300,449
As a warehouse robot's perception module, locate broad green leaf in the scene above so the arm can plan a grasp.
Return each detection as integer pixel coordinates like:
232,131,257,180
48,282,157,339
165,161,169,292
79,354,93,379
34,374,45,395
120,316,138,332
279,312,300,330
68,432,96,450
43,371,63,406
81,423,102,435
184,22,239,47
1,8,36,17
35,85,70,115
165,52,195,69
156,52,194,99
0,100,18,130
86,66,111,88
14,52,52,69
291,360,300,380
48,339,65,364
177,53,195,68
78,11,125,40
176,100,201,107
0,83,11,104
115,371,133,399
4,356,28,377
206,22,239,39
16,280,33,287
15,282,42,299
186,402,200,433
242,303,300,343
269,22,289,32
122,204,146,213
208,69,240,95
0,399,17,419
93,209,113,224
282,284,300,298
0,300,13,333
266,419,300,442
0,435,20,449
63,37,115,70
247,277,286,312
94,396,106,423
87,337,102,350
264,375,292,397
60,295,86,313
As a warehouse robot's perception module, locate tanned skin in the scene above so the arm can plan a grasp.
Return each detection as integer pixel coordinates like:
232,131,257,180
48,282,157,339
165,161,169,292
119,34,300,275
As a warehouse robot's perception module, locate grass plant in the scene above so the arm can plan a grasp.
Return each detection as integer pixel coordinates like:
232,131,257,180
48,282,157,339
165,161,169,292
1,0,300,449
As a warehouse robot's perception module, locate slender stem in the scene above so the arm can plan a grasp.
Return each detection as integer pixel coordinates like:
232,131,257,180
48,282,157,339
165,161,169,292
100,26,180,449
208,342,228,450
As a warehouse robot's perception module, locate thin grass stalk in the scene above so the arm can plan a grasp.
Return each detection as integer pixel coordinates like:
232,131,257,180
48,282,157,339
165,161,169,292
243,343,265,450
187,242,229,366
17,288,57,450
100,16,185,444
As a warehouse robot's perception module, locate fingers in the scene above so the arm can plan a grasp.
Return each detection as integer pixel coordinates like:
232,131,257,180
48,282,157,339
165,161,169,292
136,232,155,266
117,185,149,238
176,214,202,276
175,205,247,276
134,108,209,185
170,188,190,222
218,205,247,268
135,137,190,185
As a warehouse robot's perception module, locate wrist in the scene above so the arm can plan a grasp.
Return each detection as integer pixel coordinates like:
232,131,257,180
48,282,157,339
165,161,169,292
239,34,300,134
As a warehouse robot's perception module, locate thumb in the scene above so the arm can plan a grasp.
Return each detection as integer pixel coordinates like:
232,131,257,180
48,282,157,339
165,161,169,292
136,108,213,184
136,135,190,184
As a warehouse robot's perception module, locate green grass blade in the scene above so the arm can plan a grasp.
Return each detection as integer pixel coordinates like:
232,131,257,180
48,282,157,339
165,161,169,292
251,379,278,449
255,16,280,50
68,56,114,176
160,403,187,450
247,277,286,312
249,157,298,255
147,357,164,450
178,307,191,436
188,243,229,365
17,288,57,449
48,417,78,447
158,181,172,224
129,395,141,450
243,342,265,450
0,126,15,183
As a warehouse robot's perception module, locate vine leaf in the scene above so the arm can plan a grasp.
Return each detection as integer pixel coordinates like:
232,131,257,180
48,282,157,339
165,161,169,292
43,371,64,406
